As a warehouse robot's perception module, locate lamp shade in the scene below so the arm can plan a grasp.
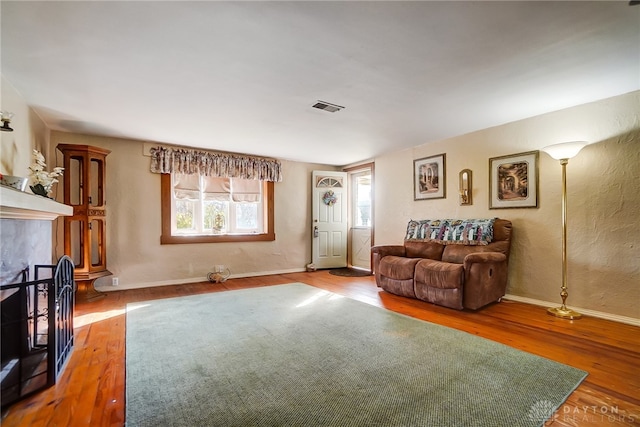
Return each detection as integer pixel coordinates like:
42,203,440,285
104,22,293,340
542,141,587,160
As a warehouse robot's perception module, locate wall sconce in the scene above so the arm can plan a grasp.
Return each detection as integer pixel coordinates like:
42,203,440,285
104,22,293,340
459,169,472,205
1,111,14,132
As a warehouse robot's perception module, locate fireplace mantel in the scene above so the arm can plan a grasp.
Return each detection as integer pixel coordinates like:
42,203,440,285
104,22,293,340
0,185,72,220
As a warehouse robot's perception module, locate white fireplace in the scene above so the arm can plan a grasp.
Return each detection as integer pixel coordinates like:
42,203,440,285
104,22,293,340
0,186,72,285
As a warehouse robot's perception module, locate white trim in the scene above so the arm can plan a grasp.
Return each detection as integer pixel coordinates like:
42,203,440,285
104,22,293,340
504,294,640,327
94,277,640,327
0,185,73,220
95,268,307,292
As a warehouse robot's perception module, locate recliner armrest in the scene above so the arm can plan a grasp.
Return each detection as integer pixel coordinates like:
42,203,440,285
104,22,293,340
462,252,509,310
371,245,406,258
371,245,406,277
463,252,506,268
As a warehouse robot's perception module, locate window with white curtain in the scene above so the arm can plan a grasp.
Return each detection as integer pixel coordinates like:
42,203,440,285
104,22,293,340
171,173,264,236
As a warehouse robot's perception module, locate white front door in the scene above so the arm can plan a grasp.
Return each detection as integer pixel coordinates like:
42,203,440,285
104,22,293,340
312,171,348,269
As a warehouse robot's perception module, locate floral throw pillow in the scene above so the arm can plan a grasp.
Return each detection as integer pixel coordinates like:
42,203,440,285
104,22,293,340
440,218,496,245
405,219,447,241
405,218,496,245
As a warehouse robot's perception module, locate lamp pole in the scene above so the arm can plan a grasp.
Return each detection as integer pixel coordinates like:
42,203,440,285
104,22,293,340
547,158,581,319
542,141,586,320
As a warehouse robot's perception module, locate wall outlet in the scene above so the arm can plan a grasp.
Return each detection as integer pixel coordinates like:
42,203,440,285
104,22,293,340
112,277,119,286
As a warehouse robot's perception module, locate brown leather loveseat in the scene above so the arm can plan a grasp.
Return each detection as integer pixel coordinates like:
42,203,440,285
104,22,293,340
372,218,512,310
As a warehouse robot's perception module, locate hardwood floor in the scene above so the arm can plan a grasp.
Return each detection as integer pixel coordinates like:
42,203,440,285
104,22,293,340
2,271,639,426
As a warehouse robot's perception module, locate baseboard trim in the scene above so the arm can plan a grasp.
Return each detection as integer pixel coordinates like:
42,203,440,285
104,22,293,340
503,294,640,327
95,275,639,326
95,268,307,292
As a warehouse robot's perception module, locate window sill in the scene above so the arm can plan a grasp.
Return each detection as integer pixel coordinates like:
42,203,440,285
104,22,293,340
161,231,275,244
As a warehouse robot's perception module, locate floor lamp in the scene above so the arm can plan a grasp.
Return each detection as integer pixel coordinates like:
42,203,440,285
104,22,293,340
542,141,587,320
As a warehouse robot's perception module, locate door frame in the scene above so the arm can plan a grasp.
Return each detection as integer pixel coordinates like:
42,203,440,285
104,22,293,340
344,162,375,270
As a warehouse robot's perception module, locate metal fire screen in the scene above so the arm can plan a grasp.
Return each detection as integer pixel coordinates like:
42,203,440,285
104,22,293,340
1,256,75,408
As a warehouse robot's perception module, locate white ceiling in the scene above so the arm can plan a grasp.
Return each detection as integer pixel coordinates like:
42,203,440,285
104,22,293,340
2,1,639,166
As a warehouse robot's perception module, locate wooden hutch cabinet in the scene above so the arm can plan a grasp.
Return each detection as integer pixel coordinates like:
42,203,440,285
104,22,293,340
57,144,111,300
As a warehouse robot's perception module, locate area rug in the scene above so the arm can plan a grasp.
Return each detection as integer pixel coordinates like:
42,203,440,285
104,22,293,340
126,283,587,427
328,267,371,277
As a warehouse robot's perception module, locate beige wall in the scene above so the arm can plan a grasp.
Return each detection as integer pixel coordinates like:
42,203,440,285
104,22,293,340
1,75,50,180
49,131,337,289
1,75,59,266
374,91,640,319
3,72,638,319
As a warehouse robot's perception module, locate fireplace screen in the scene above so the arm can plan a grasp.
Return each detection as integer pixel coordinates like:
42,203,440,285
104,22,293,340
0,256,75,408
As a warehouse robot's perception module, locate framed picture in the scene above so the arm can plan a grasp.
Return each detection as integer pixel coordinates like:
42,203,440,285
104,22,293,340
414,154,446,200
489,150,539,209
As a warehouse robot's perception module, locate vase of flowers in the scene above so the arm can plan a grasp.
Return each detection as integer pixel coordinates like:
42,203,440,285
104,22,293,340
28,149,64,198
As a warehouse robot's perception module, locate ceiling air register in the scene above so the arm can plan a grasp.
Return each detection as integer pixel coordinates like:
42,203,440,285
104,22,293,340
312,101,345,113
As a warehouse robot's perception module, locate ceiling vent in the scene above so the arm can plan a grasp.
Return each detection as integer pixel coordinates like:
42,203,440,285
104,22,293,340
312,101,345,113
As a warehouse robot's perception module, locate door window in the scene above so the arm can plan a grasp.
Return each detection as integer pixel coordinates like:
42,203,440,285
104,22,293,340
352,172,371,227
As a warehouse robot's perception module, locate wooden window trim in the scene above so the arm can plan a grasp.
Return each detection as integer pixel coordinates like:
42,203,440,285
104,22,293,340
160,173,275,244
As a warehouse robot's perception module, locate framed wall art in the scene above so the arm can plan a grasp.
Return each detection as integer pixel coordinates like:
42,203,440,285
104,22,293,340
414,154,446,200
489,150,539,209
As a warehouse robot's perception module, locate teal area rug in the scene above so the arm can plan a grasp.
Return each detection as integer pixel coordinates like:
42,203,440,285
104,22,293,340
126,283,587,427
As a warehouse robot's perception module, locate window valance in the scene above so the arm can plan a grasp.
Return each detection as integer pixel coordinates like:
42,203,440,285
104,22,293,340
150,146,283,182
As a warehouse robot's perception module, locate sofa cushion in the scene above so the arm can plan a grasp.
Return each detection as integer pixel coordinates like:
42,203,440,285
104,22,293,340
404,240,445,259
493,219,512,246
414,259,464,289
377,276,417,299
379,256,421,280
